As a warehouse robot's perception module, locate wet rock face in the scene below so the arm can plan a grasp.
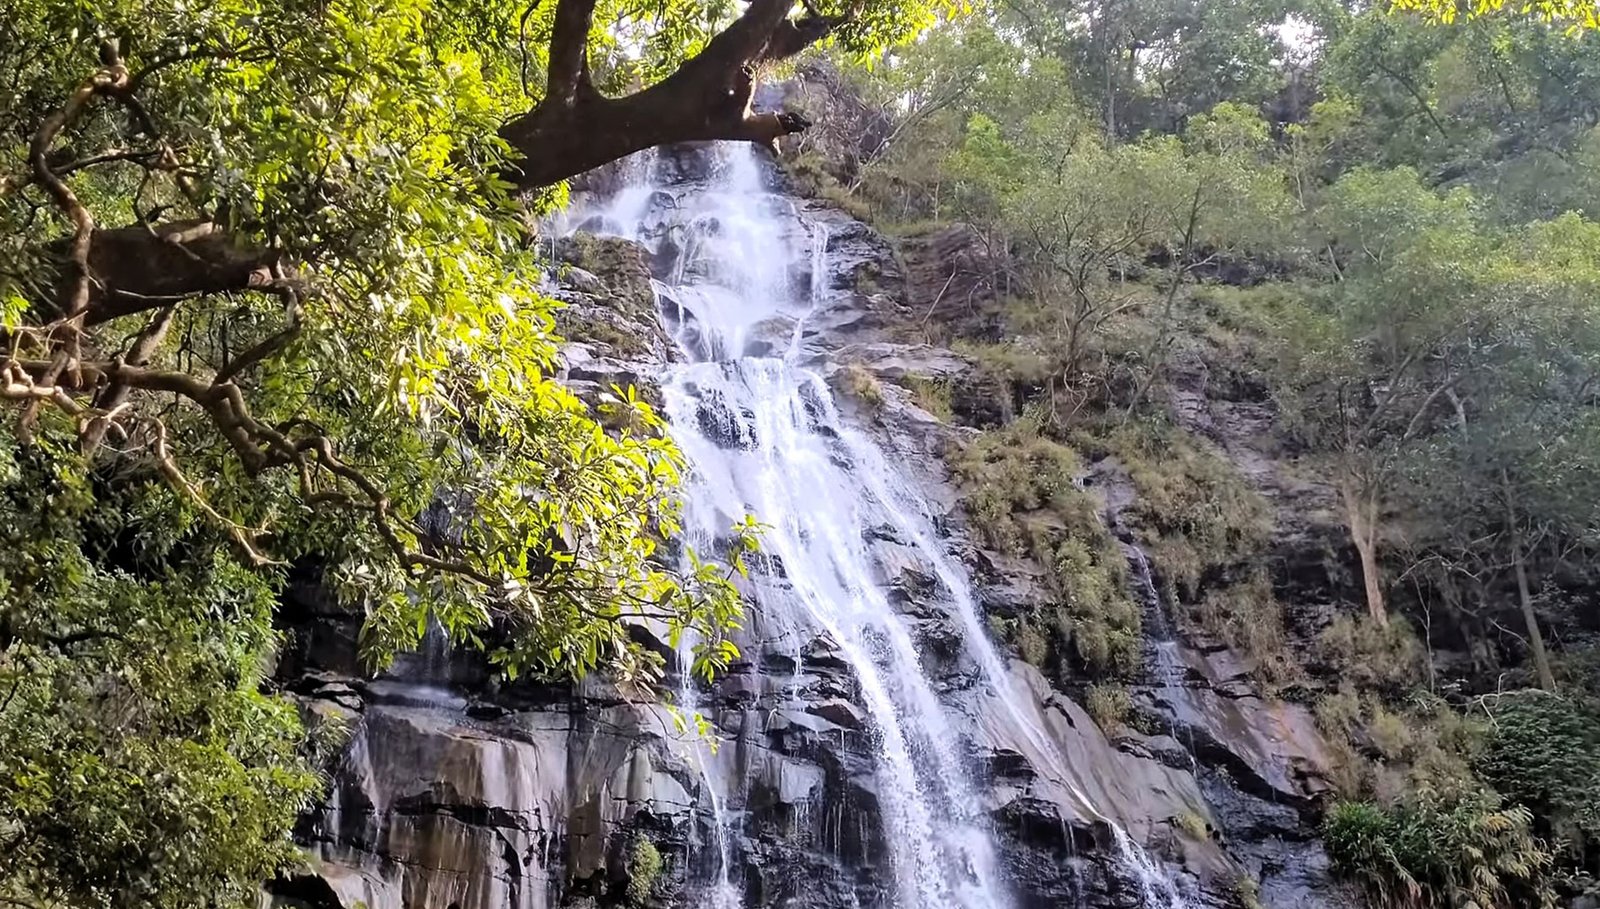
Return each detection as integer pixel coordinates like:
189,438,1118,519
277,145,1350,909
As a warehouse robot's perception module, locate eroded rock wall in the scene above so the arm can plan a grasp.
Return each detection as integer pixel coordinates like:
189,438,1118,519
272,146,1352,909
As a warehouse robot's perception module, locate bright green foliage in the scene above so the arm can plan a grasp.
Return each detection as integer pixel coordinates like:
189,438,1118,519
0,427,320,908
994,0,1310,137
1326,8,1600,217
1478,692,1600,848
1391,0,1599,30
0,0,761,686
941,100,1290,386
0,0,957,904
624,835,664,905
1324,793,1559,909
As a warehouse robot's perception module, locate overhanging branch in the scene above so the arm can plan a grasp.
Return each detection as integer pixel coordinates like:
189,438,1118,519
499,0,840,188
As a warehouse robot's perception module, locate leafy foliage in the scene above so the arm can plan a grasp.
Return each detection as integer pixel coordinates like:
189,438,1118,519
0,0,964,903
1391,0,1599,30
0,427,320,908
624,835,664,905
950,411,1141,676
1074,418,1272,601
812,0,1600,896
1478,691,1600,848
1324,793,1559,909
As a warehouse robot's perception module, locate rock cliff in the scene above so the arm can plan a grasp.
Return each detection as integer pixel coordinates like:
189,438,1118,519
268,144,1355,909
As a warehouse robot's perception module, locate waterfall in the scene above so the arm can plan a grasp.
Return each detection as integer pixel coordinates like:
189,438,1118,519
561,143,1190,909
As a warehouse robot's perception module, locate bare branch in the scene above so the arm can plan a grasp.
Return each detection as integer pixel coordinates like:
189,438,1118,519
149,419,282,568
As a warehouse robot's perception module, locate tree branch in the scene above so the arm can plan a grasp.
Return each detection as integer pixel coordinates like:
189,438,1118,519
81,304,179,453
545,0,599,106
499,0,834,187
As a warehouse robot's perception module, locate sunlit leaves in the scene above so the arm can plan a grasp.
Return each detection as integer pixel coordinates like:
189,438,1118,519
1391,0,1600,31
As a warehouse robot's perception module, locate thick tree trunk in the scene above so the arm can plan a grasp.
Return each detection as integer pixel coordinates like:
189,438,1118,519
499,86,811,189
1342,475,1387,626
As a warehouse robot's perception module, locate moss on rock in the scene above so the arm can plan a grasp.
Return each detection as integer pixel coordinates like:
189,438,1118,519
950,414,1141,677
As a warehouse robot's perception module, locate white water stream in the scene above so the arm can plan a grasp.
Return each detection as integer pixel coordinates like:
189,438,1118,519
560,144,1191,909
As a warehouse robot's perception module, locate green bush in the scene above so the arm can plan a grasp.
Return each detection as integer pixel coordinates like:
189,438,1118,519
1177,809,1210,841
1478,691,1600,847
1318,614,1427,693
1012,621,1051,667
1314,685,1487,800
902,375,956,421
1073,418,1271,601
1085,683,1132,732
625,835,663,905
950,414,1082,555
951,337,1057,389
1367,704,1417,762
1232,873,1264,909
1323,792,1557,909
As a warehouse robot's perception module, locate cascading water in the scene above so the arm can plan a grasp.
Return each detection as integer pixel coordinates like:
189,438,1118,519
561,143,1191,909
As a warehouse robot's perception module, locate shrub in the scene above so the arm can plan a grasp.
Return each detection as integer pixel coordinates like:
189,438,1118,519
1085,683,1132,732
1478,691,1600,847
1314,689,1485,802
1232,873,1264,909
1318,614,1426,693
1367,705,1416,762
1012,621,1050,667
1323,792,1558,909
951,412,1079,552
952,337,1057,389
625,835,663,905
1073,418,1271,600
951,414,1140,677
1316,689,1366,739
902,375,955,422
835,364,885,410
1194,569,1299,684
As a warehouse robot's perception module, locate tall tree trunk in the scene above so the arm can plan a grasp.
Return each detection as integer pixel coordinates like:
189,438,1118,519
1505,497,1557,691
1342,474,1387,626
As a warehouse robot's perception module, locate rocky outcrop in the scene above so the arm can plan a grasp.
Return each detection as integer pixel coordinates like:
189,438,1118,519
274,146,1351,909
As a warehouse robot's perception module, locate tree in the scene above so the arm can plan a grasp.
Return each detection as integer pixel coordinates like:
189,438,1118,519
0,428,321,909
1396,213,1600,690
0,0,945,676
1,0,938,901
1269,166,1487,626
942,99,1287,408
989,0,1307,139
